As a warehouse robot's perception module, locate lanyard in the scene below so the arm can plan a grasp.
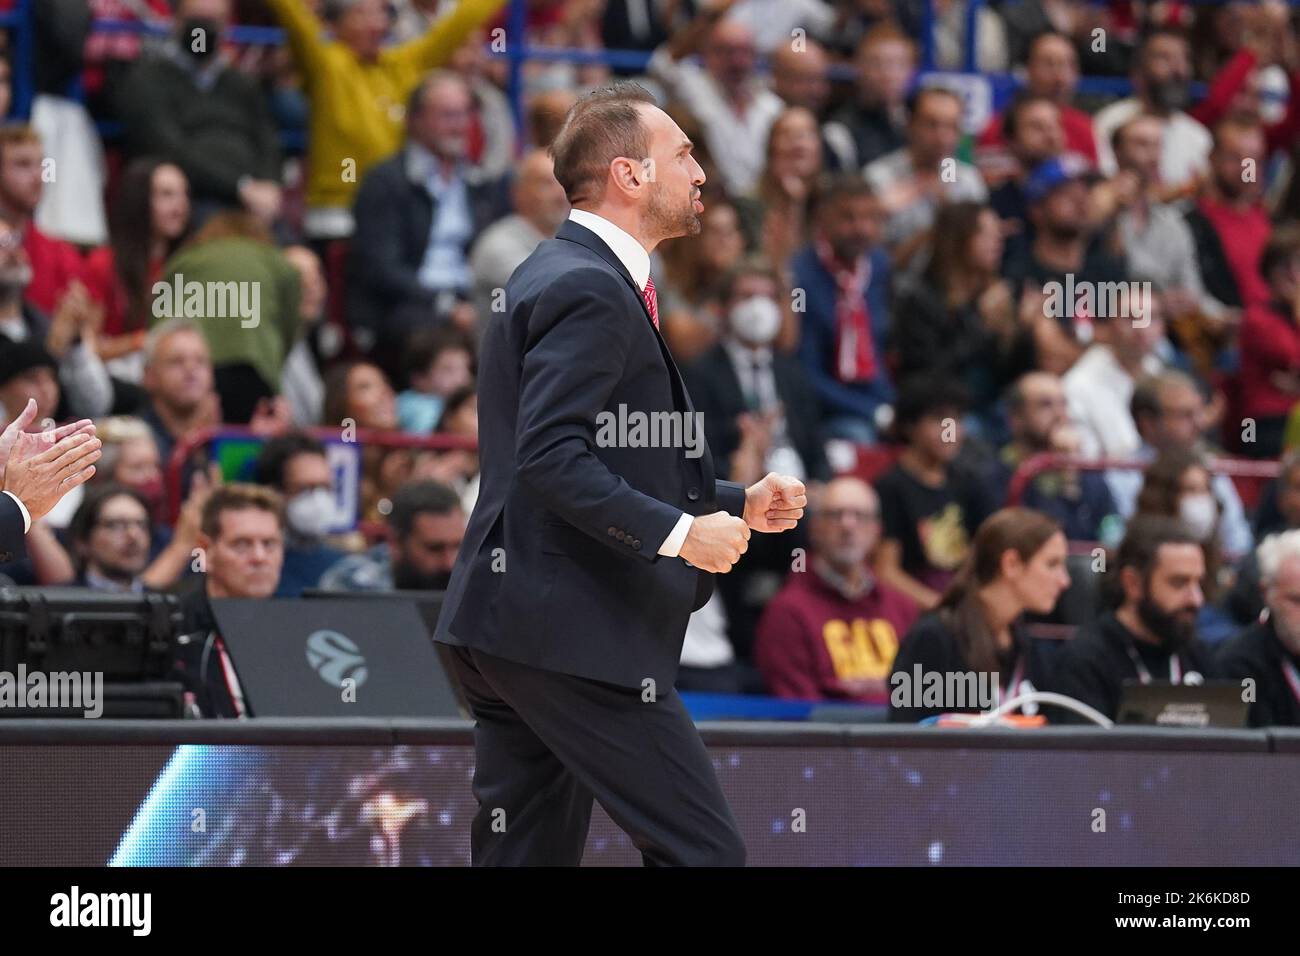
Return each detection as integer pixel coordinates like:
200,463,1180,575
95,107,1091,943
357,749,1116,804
1281,656,1300,708
1124,639,1181,685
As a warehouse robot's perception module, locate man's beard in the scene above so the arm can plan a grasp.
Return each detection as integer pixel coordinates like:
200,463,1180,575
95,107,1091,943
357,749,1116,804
0,262,32,301
1137,595,1198,653
646,184,699,240
392,563,452,592
1148,78,1190,114
1044,221,1085,242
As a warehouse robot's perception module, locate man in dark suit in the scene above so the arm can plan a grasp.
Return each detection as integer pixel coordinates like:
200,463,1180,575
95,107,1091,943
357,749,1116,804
347,70,508,379
0,398,101,564
434,82,807,866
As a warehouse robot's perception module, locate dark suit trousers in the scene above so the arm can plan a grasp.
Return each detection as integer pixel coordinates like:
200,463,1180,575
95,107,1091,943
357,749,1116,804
444,643,746,866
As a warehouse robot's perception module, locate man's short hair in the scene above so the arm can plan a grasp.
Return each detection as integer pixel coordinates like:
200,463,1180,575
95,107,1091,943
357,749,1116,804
721,255,782,303
810,172,875,218
548,81,657,205
253,432,328,491
143,318,206,367
1002,92,1057,143
405,69,470,126
1130,370,1198,424
1108,514,1201,606
1110,111,1161,156
95,417,156,481
200,483,285,540
1025,29,1073,62
1257,529,1300,587
0,123,40,164
387,480,462,539
69,483,152,547
856,21,915,59
906,84,962,120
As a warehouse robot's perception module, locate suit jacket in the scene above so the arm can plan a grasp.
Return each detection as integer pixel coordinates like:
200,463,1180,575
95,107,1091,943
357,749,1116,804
346,146,507,342
681,342,830,482
433,219,747,689
0,494,26,566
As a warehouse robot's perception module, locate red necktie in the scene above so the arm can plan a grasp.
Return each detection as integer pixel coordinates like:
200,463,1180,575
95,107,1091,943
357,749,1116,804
642,275,659,330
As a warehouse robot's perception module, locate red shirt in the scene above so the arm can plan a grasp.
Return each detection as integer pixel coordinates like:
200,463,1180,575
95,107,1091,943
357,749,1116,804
1198,195,1272,310
82,246,164,336
1240,301,1300,420
755,567,919,704
23,224,84,315
978,104,1099,166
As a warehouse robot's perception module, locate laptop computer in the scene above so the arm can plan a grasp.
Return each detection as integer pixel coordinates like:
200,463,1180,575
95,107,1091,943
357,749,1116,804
211,597,462,717
1116,681,1250,729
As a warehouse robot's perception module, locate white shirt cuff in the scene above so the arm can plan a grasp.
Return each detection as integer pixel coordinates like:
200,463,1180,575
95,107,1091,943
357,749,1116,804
3,490,31,533
657,512,694,558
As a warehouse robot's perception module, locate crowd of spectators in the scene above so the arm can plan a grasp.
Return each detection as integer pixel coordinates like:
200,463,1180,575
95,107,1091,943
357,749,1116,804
2,0,1300,725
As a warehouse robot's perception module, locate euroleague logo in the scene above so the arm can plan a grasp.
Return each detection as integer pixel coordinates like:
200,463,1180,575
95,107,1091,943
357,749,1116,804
305,630,368,688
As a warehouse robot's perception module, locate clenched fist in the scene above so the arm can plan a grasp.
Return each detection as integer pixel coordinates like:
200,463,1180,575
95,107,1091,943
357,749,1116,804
678,511,750,574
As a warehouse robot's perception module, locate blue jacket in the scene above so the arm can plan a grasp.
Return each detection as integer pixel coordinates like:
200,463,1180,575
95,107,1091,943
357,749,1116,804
791,244,895,422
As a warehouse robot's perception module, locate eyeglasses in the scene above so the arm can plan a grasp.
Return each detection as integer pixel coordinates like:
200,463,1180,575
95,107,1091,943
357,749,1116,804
95,518,150,534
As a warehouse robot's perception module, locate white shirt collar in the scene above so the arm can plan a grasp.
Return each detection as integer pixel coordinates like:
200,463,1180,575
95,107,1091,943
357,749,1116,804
567,208,650,291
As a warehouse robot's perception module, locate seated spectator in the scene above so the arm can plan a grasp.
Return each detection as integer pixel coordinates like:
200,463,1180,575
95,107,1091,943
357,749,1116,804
823,23,915,171
990,372,1120,543
1094,114,1233,376
319,479,465,591
1133,447,1236,642
116,0,283,226
1240,225,1300,458
468,148,569,325
792,175,894,444
173,483,287,717
1218,530,1300,726
888,507,1070,722
1047,515,1217,723
657,193,747,364
1063,306,1168,460
348,70,508,376
267,0,508,240
138,319,220,468
733,106,823,267
891,202,1030,434
83,158,192,386
682,257,827,487
398,325,476,434
977,31,1099,167
985,94,1069,235
863,86,987,269
873,377,995,610
68,483,153,593
0,216,112,421
647,12,783,197
1106,371,1253,560
155,212,301,424
0,125,85,315
756,476,919,703
422,383,480,513
322,360,409,522
443,28,517,183
1093,28,1211,193
1185,119,1271,313
253,432,348,597
280,245,329,428
1001,155,1129,375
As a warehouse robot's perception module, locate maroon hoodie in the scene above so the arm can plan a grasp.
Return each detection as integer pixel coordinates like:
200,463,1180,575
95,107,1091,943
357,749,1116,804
755,565,920,703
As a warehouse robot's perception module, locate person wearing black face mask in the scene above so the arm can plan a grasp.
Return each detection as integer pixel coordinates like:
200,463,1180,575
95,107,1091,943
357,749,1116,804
116,0,283,226
1046,515,1218,723
319,479,465,592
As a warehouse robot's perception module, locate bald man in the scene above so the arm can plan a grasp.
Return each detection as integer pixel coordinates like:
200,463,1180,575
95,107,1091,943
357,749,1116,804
755,476,918,702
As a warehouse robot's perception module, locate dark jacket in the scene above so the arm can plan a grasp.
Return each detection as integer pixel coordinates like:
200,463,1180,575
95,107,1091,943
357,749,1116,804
116,51,281,204
1216,617,1300,727
681,342,830,482
0,493,24,565
1046,612,1218,723
346,147,507,343
434,219,747,689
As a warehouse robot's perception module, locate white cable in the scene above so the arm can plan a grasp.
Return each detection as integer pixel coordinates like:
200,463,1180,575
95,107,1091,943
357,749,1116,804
960,691,1114,729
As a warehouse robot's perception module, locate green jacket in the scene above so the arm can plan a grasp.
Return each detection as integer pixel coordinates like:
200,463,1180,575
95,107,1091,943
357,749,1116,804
154,238,301,391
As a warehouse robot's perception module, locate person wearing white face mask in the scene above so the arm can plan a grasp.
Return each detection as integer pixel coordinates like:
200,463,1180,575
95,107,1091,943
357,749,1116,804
252,431,347,597
680,259,831,672
1132,448,1237,642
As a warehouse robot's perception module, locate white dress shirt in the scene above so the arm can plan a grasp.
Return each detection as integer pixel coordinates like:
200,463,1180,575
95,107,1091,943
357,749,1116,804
566,208,697,558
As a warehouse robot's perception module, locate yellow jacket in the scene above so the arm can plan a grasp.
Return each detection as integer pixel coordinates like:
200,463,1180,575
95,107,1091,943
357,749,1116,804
267,0,508,213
